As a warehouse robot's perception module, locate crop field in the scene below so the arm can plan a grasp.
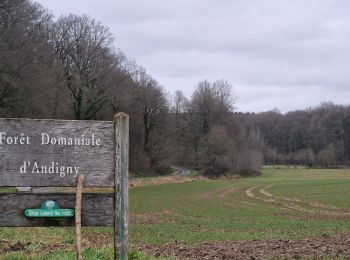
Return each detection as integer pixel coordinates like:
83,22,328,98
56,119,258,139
1,168,350,259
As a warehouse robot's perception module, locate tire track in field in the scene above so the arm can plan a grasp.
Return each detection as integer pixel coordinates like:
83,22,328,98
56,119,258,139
245,186,314,213
245,185,350,216
260,185,350,212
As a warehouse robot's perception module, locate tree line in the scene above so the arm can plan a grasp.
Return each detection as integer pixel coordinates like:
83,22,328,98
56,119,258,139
238,102,350,168
0,0,262,176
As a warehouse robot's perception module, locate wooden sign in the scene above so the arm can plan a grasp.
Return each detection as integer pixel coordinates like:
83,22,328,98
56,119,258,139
0,113,129,259
0,118,114,187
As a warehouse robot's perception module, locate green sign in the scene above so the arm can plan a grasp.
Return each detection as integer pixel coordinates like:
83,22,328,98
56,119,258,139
24,200,74,218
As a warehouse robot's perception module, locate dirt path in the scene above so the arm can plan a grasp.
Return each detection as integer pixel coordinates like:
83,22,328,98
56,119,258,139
171,166,191,176
130,166,195,188
137,234,350,259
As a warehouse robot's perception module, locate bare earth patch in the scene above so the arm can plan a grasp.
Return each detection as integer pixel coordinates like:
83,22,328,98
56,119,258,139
137,234,350,259
198,187,238,199
131,210,184,225
0,240,29,254
0,239,69,255
82,233,112,249
218,187,237,198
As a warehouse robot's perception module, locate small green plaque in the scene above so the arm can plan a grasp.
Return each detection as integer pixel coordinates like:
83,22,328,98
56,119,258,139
24,200,74,218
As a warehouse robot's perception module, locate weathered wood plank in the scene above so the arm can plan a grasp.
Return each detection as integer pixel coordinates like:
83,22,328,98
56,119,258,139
0,118,114,187
114,113,129,260
0,193,113,227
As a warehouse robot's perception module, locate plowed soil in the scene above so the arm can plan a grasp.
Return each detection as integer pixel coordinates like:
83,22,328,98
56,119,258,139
137,234,350,259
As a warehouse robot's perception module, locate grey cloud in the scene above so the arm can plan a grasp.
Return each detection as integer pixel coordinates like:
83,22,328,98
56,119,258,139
36,0,350,112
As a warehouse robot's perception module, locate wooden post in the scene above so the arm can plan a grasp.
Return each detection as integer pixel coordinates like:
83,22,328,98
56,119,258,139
75,174,85,260
114,113,129,260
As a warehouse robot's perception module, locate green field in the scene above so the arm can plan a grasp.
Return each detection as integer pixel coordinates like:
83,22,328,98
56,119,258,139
1,168,350,259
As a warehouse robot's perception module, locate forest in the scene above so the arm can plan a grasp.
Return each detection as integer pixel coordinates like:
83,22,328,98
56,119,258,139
239,102,350,167
1,0,349,178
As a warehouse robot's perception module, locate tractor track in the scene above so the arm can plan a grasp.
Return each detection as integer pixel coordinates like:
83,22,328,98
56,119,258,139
245,185,350,217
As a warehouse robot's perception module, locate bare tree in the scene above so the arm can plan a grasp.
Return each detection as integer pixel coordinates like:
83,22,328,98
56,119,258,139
172,90,190,139
49,14,115,119
198,126,234,176
133,68,168,151
191,80,235,134
0,0,51,115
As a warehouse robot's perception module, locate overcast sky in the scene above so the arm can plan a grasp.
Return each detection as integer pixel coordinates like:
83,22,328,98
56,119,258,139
36,0,350,113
